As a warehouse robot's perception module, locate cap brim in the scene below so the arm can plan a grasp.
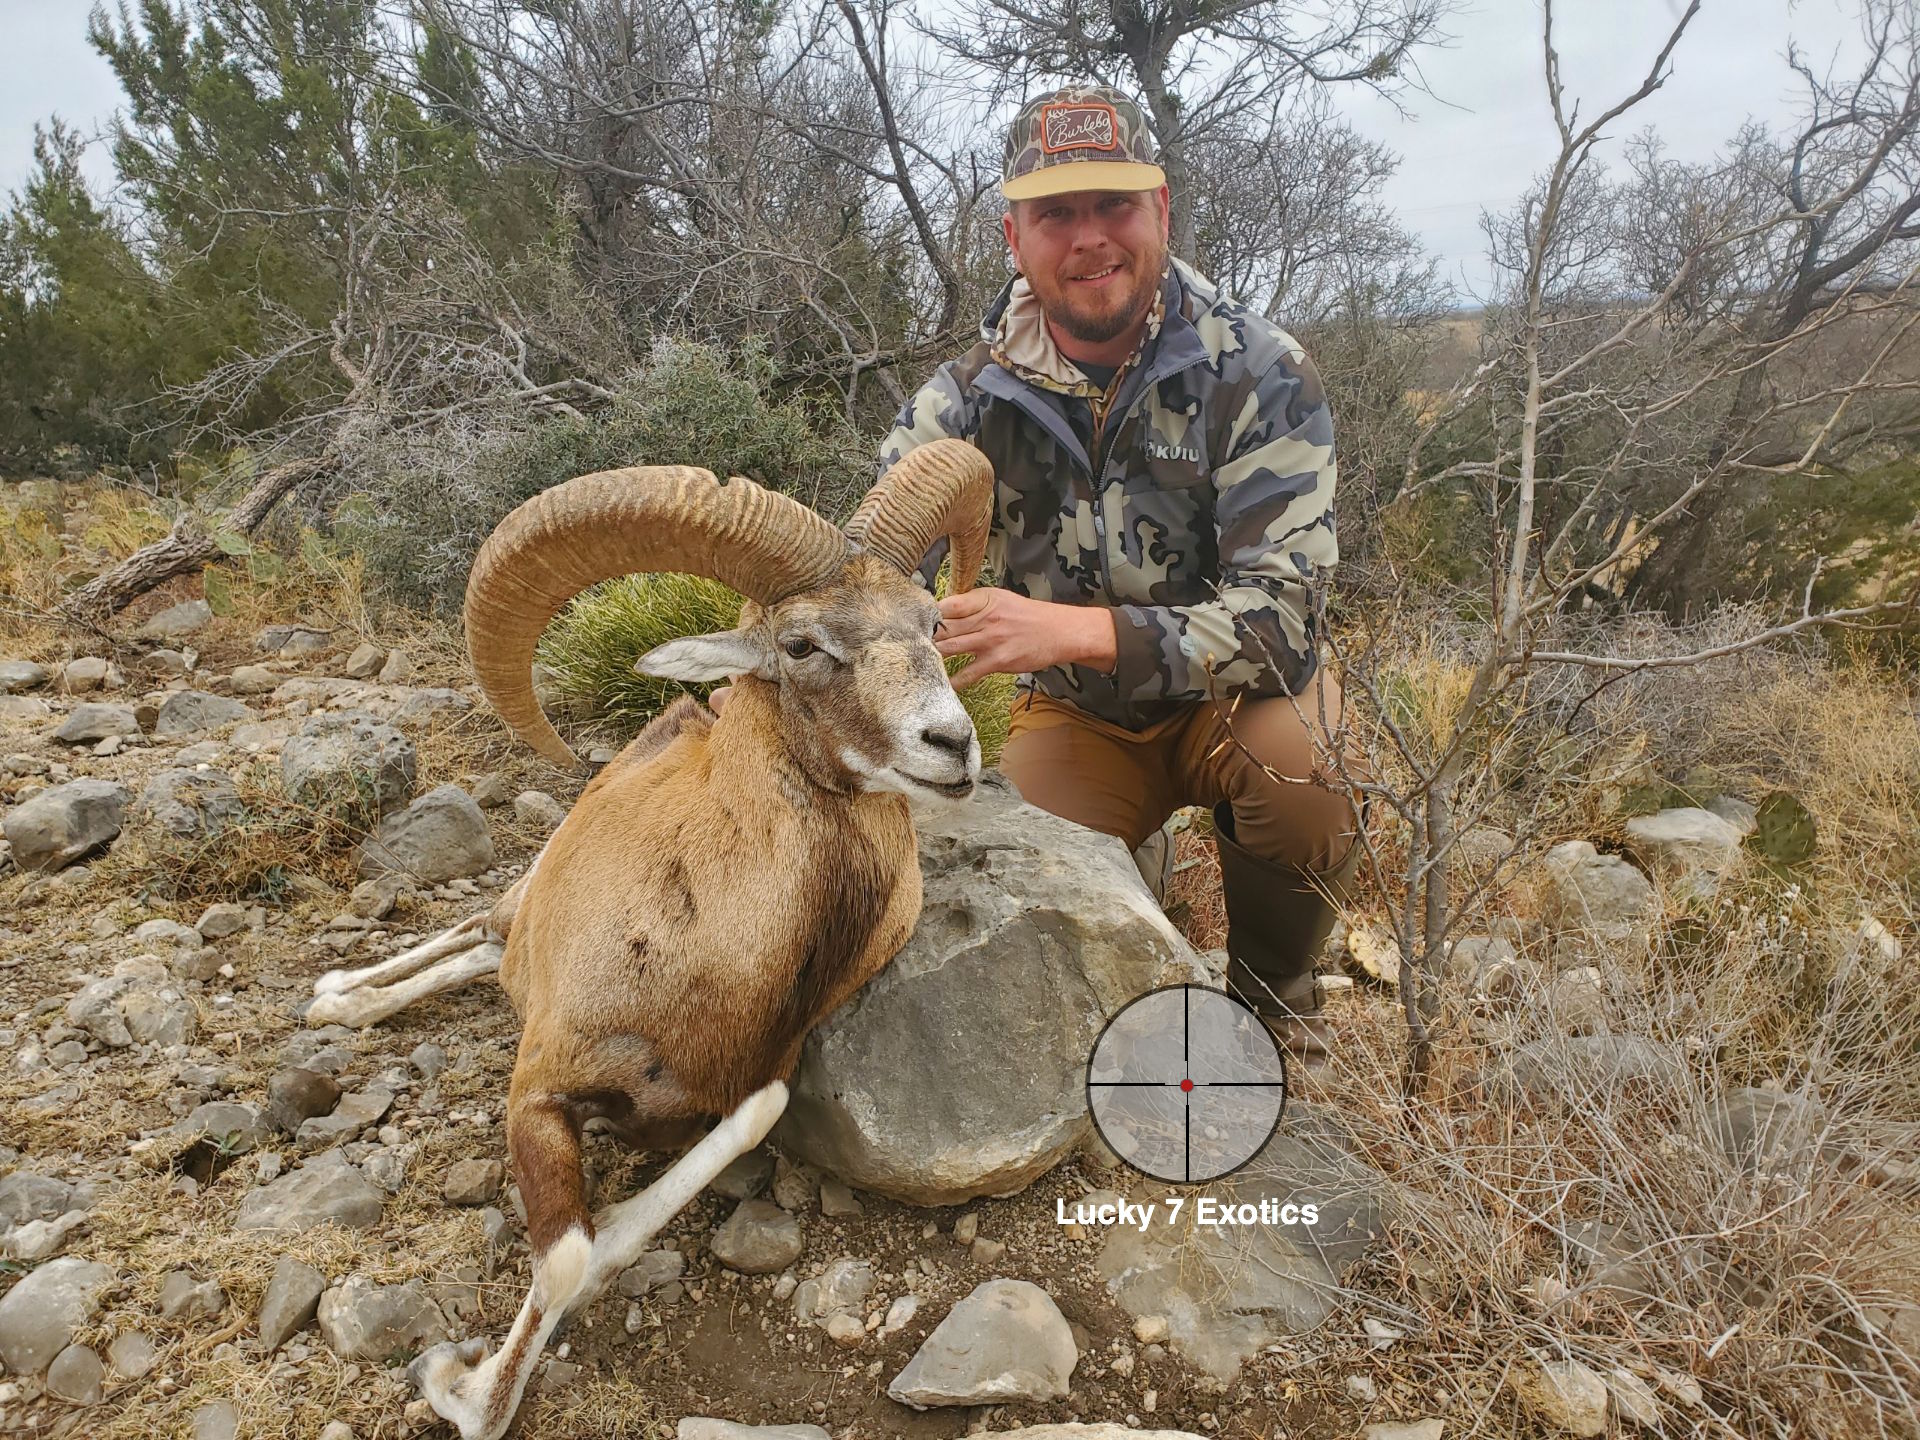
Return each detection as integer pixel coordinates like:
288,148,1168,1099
1001,161,1166,201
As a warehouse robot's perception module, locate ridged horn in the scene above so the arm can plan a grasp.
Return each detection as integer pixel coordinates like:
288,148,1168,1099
844,438,995,595
464,466,848,768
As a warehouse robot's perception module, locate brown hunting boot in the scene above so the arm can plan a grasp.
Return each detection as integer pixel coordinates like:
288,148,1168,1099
1212,802,1363,1076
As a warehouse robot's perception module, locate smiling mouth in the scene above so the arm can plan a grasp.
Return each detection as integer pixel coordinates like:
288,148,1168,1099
1071,264,1124,283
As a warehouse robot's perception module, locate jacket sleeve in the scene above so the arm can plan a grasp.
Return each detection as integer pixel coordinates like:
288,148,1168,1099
1107,347,1338,701
874,359,987,591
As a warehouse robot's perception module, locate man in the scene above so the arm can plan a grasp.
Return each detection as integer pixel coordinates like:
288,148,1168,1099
879,84,1368,1069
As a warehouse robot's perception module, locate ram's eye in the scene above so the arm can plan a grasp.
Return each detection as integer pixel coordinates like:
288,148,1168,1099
783,638,815,659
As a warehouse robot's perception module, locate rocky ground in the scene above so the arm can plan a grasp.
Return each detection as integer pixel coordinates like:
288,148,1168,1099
1,486,1915,1440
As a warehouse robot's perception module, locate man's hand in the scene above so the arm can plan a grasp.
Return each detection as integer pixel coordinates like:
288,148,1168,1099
936,589,1117,689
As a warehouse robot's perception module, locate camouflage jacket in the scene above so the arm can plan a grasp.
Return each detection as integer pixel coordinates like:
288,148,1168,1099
878,258,1338,731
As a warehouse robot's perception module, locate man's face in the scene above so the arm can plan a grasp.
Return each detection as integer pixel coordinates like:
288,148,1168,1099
1003,185,1170,346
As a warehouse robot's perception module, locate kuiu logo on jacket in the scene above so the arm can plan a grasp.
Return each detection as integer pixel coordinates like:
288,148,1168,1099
1143,440,1201,463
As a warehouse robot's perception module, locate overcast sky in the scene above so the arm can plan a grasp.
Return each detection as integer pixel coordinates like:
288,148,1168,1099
0,0,1875,301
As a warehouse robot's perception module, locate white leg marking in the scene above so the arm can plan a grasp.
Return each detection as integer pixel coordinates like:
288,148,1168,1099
584,1081,790,1295
413,1225,593,1440
313,914,487,996
410,1083,791,1440
306,943,502,1029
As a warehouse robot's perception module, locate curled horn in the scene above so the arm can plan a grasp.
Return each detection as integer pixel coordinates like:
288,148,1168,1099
843,439,995,595
464,467,848,768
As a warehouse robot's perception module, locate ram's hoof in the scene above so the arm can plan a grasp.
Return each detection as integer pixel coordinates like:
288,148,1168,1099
410,1337,494,1440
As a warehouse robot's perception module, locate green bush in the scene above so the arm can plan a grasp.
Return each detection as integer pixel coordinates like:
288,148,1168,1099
341,337,872,616
538,571,1017,765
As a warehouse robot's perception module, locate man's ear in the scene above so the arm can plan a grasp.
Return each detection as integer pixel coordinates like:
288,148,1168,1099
636,628,775,682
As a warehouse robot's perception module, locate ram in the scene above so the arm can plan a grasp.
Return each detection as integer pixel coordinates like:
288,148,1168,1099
315,440,993,1440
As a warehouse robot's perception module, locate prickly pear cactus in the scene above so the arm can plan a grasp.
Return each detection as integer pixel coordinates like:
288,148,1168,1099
1747,791,1816,866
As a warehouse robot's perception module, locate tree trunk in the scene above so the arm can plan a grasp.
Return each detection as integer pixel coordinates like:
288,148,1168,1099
60,458,325,622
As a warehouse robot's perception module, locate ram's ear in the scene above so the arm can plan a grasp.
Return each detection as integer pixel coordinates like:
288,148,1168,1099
636,628,775,682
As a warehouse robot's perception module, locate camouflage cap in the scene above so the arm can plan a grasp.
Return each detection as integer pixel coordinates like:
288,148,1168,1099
1002,85,1165,201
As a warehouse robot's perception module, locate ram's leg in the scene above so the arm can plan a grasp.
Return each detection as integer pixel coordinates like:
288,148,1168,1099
306,943,502,1029
413,1080,789,1440
312,914,488,997
412,1085,594,1440
583,1081,788,1296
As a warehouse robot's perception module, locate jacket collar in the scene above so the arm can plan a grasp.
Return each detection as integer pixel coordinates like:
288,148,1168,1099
982,261,1197,399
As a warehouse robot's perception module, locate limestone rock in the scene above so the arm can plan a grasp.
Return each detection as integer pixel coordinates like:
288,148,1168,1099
0,1255,114,1374
296,1088,393,1149
710,1149,773,1201
356,784,494,883
154,690,256,738
316,1275,448,1361
268,1068,342,1133
131,768,243,854
513,789,568,832
1539,840,1653,942
228,664,281,696
256,624,333,657
616,1250,687,1298
792,1257,872,1323
1095,1107,1390,1380
59,656,114,693
0,1172,75,1225
138,599,213,641
44,1342,105,1404
158,1270,226,1321
105,1329,158,1379
0,660,48,693
443,1159,503,1207
191,1399,239,1440
774,772,1188,1202
1624,807,1744,896
51,703,140,745
280,712,417,817
1506,1356,1608,1436
257,1256,325,1349
709,1199,803,1274
176,1102,271,1155
888,1279,1077,1408
343,643,384,679
677,1424,830,1440
233,1153,384,1233
3,778,129,871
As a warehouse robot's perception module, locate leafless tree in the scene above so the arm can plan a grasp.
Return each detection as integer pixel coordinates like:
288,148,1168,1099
920,0,1453,261
1297,0,1920,1090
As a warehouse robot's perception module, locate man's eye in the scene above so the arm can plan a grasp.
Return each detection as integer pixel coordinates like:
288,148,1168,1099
784,638,815,659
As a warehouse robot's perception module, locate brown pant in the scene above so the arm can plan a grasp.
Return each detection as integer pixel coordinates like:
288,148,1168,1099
998,671,1366,877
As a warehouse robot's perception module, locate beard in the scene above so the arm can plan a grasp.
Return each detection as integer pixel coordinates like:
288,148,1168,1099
1039,240,1166,345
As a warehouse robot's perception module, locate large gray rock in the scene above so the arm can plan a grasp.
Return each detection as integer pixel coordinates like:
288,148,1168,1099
888,1279,1077,1408
3,779,130,871
256,624,333,657
138,599,213,640
679,1424,830,1440
175,1102,271,1155
774,772,1192,1203
44,1341,105,1403
1093,1110,1389,1379
0,1256,114,1374
0,660,48,693
233,1153,384,1233
0,1172,76,1225
1538,840,1654,943
131,767,243,854
270,677,473,728
280,711,417,817
154,690,256,738
356,784,494,882
1624,807,1745,897
52,702,140,745
0,695,53,725
316,1275,448,1361
257,1256,325,1349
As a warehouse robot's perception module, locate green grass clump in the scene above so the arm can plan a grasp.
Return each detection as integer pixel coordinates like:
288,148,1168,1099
537,572,743,728
536,571,1016,765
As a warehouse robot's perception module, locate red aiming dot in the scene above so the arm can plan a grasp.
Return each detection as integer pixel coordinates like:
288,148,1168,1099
1180,1078,1194,1092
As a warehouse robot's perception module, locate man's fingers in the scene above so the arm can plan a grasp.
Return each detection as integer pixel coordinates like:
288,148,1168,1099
948,660,982,689
934,633,977,659
936,591,992,631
